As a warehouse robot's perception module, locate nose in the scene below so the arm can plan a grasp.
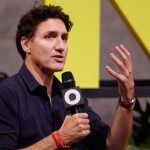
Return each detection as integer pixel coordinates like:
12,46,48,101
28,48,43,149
55,38,65,52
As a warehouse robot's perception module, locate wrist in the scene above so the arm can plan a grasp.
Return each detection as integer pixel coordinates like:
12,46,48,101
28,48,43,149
118,97,136,110
51,130,70,149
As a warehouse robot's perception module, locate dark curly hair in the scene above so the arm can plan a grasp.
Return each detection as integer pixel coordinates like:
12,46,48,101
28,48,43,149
16,5,73,60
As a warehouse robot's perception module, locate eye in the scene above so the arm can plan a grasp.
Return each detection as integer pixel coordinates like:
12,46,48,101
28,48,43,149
45,34,53,39
62,34,68,41
44,32,57,39
45,35,51,39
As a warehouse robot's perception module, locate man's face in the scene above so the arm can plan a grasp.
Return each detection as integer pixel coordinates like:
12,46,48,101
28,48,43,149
25,18,68,73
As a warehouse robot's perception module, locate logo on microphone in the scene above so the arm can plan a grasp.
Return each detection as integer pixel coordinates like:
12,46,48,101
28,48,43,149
62,86,84,109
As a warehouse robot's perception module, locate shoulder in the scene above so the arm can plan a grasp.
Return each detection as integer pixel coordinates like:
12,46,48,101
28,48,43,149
0,74,21,108
0,74,19,112
0,73,20,93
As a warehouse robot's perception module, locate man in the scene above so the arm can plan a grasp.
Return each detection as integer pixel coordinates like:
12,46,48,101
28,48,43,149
0,5,135,150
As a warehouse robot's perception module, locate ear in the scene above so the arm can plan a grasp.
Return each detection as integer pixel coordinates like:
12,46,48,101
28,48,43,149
21,37,31,53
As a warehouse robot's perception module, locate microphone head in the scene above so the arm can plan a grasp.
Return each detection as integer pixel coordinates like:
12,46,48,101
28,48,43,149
61,71,84,114
62,71,75,89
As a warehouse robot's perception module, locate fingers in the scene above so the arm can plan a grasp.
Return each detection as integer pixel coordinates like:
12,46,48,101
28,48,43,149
119,44,131,60
106,44,133,77
105,65,127,84
115,46,129,69
72,113,90,131
105,44,135,101
109,52,127,75
59,113,90,145
73,113,89,119
115,44,131,61
105,65,120,80
115,44,132,72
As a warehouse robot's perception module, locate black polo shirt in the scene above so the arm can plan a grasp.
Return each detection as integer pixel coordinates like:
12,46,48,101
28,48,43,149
0,64,110,149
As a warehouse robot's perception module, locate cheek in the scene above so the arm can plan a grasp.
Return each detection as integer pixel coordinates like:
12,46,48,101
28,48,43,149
39,43,53,57
32,48,51,64
64,48,68,58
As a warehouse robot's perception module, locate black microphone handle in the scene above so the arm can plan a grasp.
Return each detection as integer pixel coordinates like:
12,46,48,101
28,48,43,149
71,107,81,114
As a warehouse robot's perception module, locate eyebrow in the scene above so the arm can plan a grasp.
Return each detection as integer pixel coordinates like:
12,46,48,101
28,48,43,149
46,30,68,36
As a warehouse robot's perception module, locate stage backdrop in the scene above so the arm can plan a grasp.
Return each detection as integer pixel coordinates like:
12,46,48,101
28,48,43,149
110,0,150,59
43,0,100,88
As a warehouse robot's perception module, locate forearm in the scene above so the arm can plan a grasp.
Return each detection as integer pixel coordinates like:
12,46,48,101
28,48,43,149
19,113,90,150
19,135,57,150
106,105,133,150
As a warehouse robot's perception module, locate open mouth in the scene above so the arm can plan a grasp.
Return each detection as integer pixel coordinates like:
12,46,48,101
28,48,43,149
52,55,64,63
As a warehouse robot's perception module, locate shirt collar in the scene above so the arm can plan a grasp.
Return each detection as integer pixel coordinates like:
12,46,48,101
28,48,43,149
19,63,62,94
19,63,40,92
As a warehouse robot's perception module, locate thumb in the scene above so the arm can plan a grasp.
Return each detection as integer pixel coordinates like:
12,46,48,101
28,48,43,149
64,115,71,122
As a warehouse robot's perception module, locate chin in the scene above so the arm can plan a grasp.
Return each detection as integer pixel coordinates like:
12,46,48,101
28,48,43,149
53,65,64,72
54,68,64,72
46,62,65,73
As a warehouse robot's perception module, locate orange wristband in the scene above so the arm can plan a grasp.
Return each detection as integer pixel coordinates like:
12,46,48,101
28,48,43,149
51,131,62,148
51,131,70,149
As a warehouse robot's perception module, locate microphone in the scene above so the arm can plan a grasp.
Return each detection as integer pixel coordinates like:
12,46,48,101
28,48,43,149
62,71,84,114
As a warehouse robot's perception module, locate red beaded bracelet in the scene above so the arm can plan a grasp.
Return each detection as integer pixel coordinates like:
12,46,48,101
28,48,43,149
51,131,70,149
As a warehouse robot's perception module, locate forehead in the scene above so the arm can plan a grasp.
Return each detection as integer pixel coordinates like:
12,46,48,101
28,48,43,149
35,18,67,34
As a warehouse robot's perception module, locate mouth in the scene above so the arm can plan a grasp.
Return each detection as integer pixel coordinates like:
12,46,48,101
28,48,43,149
52,55,65,63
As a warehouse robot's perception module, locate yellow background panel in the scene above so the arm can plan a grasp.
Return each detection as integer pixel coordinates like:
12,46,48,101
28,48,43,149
43,0,100,88
110,0,150,59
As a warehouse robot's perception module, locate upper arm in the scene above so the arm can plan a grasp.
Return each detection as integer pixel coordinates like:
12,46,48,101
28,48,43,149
0,84,19,149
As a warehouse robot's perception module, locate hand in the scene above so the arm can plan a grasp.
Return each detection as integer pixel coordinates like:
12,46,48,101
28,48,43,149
105,44,134,102
58,113,90,145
